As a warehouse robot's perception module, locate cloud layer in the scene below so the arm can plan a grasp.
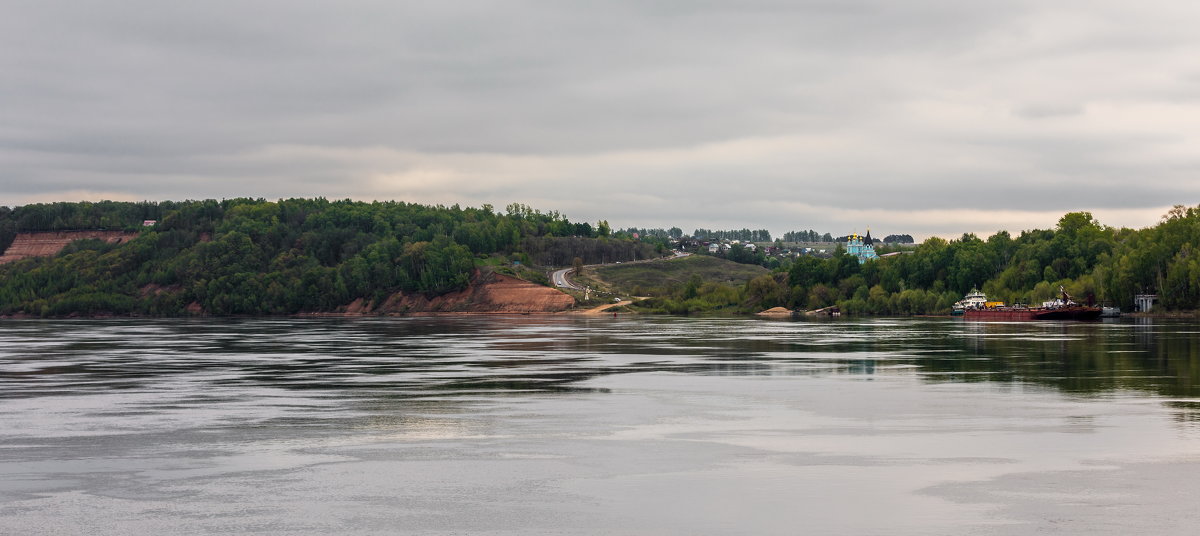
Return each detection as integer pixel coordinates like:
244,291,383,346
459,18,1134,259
4,1,1199,238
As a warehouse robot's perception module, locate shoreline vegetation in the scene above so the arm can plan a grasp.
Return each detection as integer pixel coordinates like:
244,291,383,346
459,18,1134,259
1,199,1199,318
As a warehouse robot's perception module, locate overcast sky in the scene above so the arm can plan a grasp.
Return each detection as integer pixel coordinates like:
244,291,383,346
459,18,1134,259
4,1,1200,239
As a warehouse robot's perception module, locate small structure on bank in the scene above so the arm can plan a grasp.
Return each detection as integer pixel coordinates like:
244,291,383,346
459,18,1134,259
846,230,878,264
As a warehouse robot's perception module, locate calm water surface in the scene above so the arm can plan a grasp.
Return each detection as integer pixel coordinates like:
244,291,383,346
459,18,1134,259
2,316,1199,535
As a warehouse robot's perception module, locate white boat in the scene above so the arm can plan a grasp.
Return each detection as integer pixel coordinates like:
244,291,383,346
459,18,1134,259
951,288,987,315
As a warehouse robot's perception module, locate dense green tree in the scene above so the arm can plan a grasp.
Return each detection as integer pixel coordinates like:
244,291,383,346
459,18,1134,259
7,201,1200,316
767,208,1177,315
0,198,656,316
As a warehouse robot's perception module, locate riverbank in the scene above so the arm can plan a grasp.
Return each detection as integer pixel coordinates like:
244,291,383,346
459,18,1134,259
5,296,1199,320
1126,311,1200,318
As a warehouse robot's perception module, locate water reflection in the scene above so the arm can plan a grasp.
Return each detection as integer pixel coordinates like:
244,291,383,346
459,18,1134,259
2,316,1200,403
929,320,1200,398
5,316,1200,535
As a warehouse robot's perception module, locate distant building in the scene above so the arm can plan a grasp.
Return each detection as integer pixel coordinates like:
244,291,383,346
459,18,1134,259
1134,294,1157,312
142,220,157,227
846,230,878,263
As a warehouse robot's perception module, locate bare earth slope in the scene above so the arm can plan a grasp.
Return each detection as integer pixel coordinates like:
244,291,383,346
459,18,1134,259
0,231,139,264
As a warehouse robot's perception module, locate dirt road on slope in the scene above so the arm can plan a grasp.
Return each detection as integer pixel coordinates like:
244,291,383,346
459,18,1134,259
580,300,633,315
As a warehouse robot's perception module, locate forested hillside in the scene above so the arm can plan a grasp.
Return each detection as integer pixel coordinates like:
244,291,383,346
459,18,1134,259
626,207,1200,316
3,200,1198,317
755,208,1200,314
0,199,656,316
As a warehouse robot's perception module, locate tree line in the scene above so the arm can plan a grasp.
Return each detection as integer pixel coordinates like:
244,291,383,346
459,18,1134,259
521,236,660,266
781,230,834,243
0,198,649,316
693,228,773,242
6,201,1200,317
619,227,684,239
636,207,1200,315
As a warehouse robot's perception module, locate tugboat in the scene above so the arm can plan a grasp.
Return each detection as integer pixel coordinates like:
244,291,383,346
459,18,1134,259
951,288,988,316
961,286,1101,321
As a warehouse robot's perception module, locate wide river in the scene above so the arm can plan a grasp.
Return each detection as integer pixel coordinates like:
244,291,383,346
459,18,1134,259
2,316,1199,535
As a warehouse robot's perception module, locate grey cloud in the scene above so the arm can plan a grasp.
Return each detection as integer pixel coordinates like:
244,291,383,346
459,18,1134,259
2,1,1199,237
1014,103,1085,119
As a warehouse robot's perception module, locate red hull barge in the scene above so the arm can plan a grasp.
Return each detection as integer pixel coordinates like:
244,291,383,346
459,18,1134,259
964,308,1036,321
964,306,1102,321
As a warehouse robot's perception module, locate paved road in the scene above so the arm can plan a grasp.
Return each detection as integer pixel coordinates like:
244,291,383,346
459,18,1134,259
552,267,583,290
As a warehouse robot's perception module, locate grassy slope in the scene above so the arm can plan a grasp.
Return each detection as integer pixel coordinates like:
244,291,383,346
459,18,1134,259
587,255,767,295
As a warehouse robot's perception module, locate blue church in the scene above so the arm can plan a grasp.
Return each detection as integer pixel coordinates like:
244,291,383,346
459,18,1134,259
846,230,878,263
